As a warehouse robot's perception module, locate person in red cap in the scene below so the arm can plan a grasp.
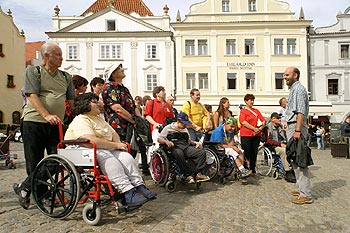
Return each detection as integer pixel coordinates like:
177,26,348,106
158,112,210,183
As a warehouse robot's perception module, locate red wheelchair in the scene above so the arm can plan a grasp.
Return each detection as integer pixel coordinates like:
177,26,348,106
31,122,130,225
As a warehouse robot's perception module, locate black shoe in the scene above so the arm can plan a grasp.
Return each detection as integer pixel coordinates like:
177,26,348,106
13,183,30,209
124,188,148,207
136,185,157,200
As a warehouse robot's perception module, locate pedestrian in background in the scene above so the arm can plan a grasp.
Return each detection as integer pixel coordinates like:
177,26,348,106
90,77,106,120
284,66,313,204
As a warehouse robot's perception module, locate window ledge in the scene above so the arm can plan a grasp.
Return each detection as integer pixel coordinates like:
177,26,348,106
225,55,240,57
66,59,80,61
145,59,160,61
243,55,258,57
98,59,124,61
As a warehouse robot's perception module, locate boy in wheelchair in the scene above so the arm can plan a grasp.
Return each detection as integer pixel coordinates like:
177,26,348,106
262,112,290,172
210,117,252,178
64,93,156,208
158,112,210,183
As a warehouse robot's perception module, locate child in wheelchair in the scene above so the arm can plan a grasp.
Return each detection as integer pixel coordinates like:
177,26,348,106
64,93,156,208
210,117,252,178
157,112,210,183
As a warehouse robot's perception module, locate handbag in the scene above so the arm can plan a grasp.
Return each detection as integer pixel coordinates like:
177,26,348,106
245,108,263,127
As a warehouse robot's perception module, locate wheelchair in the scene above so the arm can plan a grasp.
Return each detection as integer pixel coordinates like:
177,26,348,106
202,141,247,184
149,144,219,192
31,122,130,226
256,145,286,179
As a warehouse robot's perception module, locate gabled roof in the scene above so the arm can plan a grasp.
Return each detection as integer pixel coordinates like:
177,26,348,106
81,0,153,17
25,41,45,66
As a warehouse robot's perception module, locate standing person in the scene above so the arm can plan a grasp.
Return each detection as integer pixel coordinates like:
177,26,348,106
144,86,174,150
275,97,287,125
213,97,232,128
315,125,322,150
341,116,350,137
13,42,75,209
239,94,266,176
284,66,313,204
167,95,178,119
102,64,149,175
142,95,152,117
134,96,143,116
202,104,214,141
181,88,211,141
64,75,88,125
90,77,106,120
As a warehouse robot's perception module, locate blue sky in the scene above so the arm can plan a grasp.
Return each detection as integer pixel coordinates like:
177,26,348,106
0,0,348,42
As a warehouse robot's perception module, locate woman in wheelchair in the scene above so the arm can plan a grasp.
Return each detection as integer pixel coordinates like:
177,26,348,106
210,117,252,178
157,112,210,184
64,93,156,208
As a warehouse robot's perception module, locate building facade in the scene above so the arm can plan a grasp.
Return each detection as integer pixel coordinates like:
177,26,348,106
0,7,25,124
46,0,174,98
310,7,350,122
172,0,312,115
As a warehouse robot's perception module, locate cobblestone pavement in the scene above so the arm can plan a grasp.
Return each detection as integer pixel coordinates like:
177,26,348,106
1,142,349,233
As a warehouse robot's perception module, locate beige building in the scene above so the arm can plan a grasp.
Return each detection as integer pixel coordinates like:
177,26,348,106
172,0,312,115
0,7,25,124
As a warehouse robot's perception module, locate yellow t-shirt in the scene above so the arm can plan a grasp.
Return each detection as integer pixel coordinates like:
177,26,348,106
181,101,209,128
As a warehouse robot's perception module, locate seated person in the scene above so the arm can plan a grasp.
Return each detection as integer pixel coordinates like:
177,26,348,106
263,112,290,172
64,93,156,208
158,112,210,183
210,117,252,178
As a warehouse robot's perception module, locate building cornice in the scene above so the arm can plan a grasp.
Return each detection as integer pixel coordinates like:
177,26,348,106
310,32,350,39
46,31,173,38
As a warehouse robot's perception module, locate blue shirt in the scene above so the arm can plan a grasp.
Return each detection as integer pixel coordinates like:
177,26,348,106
285,81,309,122
210,125,234,144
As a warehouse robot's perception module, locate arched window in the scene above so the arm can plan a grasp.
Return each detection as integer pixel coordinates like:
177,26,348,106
12,111,21,124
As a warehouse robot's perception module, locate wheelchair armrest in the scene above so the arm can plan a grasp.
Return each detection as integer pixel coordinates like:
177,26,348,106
61,138,90,144
203,141,221,146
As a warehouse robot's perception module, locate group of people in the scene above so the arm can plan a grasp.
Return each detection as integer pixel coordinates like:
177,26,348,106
13,42,314,215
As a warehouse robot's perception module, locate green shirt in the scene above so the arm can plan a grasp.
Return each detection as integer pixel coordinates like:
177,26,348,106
23,65,75,123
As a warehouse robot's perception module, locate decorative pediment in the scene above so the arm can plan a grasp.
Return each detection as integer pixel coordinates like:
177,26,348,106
143,64,161,71
326,72,342,78
64,65,82,74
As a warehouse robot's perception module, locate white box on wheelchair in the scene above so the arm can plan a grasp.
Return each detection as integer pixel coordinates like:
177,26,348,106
58,148,95,166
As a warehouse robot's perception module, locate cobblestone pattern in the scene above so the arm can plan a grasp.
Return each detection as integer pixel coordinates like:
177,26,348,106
1,143,349,232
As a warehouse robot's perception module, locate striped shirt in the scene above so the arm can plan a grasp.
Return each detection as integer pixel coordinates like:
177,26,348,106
285,81,309,122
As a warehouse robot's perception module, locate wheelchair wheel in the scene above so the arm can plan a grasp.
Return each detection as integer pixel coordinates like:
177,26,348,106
32,155,80,219
202,148,220,179
82,203,102,226
256,147,273,176
149,150,169,186
272,169,279,180
165,181,176,193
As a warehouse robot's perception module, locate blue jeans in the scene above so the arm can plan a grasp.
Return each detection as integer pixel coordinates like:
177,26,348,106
316,137,321,149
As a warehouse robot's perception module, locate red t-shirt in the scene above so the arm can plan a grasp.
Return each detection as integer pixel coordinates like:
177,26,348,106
239,108,264,137
144,99,174,131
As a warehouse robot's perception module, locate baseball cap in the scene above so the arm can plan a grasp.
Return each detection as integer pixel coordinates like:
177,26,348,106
270,112,282,119
177,112,192,125
225,117,236,125
105,63,122,80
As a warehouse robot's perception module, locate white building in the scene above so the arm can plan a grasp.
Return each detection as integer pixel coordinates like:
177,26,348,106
310,6,350,122
46,0,174,98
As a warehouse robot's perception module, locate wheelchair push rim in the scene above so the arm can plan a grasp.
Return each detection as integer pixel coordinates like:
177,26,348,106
256,147,273,176
32,155,80,219
149,150,169,186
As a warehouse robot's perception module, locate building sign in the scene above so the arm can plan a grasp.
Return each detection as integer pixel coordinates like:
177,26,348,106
227,62,255,70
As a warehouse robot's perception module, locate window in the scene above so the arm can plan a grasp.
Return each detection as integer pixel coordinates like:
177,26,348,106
227,73,237,90
340,44,349,59
287,38,296,55
107,20,116,31
186,73,196,90
67,44,78,60
100,44,122,59
245,73,255,90
226,39,236,55
146,74,158,91
248,0,256,11
328,79,338,95
198,40,208,56
198,73,208,90
185,40,195,56
0,44,4,57
274,39,283,55
222,0,230,12
146,44,158,59
7,75,15,88
245,39,255,55
275,73,284,90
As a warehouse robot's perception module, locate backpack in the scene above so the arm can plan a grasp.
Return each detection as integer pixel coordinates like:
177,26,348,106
132,115,153,146
285,169,296,183
22,66,69,108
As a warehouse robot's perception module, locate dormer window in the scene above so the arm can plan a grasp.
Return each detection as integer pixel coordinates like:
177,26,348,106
222,0,230,12
107,20,116,31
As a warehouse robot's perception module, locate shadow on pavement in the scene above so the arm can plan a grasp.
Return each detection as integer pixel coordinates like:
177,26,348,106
312,179,347,199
